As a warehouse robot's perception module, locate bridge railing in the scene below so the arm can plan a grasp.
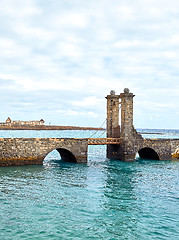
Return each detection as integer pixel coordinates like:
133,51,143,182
88,138,120,145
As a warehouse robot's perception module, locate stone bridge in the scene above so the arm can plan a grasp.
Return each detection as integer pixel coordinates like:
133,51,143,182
0,138,88,166
109,137,179,161
137,138,179,160
0,88,179,166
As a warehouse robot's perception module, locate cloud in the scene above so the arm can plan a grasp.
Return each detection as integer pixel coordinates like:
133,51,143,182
0,0,41,17
52,13,88,28
66,110,98,118
0,0,178,128
72,96,104,107
0,37,30,58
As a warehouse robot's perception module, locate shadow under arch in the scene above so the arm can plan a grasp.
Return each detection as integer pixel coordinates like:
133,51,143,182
57,148,77,163
44,148,77,163
138,147,160,160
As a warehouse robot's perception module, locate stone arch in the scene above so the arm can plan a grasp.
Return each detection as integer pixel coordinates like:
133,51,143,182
57,148,77,163
44,147,77,163
138,147,160,160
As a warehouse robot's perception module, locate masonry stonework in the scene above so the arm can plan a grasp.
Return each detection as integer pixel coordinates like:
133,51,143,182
105,90,121,159
106,89,179,161
0,138,88,166
119,89,138,161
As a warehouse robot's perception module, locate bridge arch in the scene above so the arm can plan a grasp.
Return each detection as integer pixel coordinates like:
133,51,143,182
56,148,77,163
44,147,77,163
138,147,160,160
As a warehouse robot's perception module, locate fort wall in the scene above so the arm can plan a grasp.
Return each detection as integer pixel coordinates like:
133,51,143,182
1,117,45,127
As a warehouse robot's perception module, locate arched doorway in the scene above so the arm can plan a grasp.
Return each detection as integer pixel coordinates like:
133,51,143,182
138,147,159,160
44,148,77,164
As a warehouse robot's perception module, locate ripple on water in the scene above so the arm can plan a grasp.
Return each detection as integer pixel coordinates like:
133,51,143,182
0,130,179,239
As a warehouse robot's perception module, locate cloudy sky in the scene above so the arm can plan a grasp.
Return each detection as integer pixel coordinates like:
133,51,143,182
0,0,179,129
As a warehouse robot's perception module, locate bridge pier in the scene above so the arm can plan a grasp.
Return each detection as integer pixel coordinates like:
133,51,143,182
118,88,136,161
106,90,121,160
106,88,141,161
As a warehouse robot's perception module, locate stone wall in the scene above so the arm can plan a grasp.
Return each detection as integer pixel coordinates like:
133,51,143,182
11,120,45,126
170,139,179,154
0,138,88,166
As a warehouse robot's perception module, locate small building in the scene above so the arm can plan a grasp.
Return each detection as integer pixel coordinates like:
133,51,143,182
40,119,45,125
5,117,12,126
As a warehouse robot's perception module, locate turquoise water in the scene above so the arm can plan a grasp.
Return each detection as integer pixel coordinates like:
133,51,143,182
0,130,179,239
0,128,179,139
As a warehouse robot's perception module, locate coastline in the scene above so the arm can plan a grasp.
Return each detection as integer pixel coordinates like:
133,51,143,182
0,125,105,131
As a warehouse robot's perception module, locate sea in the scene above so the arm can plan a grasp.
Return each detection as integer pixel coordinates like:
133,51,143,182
0,129,179,240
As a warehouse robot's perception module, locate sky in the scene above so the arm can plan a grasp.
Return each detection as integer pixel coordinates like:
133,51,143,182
0,0,179,129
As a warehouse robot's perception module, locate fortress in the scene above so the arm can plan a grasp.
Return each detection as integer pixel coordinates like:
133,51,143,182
0,117,45,127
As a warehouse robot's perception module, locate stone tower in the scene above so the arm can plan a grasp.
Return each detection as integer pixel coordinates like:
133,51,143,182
106,88,140,161
106,90,120,138
106,90,121,159
120,88,135,140
119,88,136,161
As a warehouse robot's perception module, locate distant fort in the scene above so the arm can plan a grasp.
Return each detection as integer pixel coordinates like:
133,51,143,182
0,117,102,130
0,117,45,127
